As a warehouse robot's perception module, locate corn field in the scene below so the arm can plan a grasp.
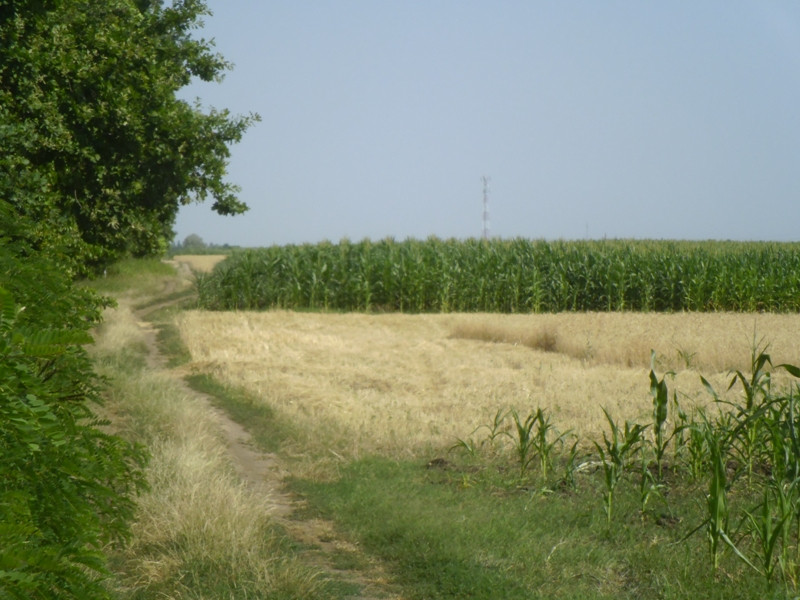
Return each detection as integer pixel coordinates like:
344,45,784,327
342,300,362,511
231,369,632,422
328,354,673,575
195,238,800,313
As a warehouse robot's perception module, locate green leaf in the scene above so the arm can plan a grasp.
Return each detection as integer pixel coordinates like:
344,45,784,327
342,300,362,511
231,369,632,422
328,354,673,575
700,375,718,400
777,362,800,378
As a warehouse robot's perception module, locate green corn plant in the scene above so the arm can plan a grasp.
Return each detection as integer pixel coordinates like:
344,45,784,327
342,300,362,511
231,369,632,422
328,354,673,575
714,341,774,487
769,382,800,581
773,374,800,484
683,415,752,574
529,407,571,483
482,408,510,445
649,352,679,481
450,408,509,459
638,453,664,517
763,401,789,484
746,369,800,585
560,437,581,491
505,409,540,479
760,391,800,488
671,393,709,481
670,395,689,468
682,410,709,482
774,479,799,588
744,484,790,587
501,407,568,482
193,239,800,313
703,421,730,573
788,388,800,573
450,436,479,458
594,407,648,526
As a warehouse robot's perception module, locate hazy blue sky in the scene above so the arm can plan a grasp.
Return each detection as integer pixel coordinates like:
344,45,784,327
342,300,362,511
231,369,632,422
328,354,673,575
175,1,800,247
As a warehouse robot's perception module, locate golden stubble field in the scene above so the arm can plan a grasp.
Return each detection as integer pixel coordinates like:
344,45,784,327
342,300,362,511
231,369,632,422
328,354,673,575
171,254,228,273
175,310,800,461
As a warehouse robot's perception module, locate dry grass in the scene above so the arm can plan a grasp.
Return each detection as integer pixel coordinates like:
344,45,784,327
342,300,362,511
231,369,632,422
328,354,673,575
171,254,228,273
174,310,800,463
93,300,321,598
448,311,800,372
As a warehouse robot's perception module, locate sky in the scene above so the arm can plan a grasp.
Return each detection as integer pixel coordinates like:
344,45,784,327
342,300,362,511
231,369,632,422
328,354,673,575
174,1,800,247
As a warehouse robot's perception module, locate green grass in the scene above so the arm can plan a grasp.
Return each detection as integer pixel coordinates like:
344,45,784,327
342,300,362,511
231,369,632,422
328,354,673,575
291,457,774,599
134,287,196,312
281,350,800,599
85,257,177,295
148,309,195,367
183,373,293,454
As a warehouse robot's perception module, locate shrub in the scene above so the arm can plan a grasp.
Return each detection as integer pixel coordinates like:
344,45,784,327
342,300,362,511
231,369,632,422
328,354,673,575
0,202,147,599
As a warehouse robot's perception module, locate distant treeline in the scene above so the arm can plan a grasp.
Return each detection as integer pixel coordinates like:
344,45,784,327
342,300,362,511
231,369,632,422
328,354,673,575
195,238,800,313
169,233,242,255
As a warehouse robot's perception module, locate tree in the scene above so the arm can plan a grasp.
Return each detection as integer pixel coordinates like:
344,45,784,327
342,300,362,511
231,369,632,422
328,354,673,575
0,0,258,272
182,233,206,250
0,1,247,594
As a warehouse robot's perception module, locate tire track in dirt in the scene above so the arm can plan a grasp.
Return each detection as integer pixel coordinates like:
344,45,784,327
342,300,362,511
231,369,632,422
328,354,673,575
134,260,402,600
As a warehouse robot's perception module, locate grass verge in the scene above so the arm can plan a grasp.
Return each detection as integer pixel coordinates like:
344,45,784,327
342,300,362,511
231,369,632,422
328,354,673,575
290,456,771,600
100,370,323,598
88,265,335,599
152,310,195,368
85,257,178,296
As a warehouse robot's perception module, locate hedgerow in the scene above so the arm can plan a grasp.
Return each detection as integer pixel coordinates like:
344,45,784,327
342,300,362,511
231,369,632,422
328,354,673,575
0,201,147,599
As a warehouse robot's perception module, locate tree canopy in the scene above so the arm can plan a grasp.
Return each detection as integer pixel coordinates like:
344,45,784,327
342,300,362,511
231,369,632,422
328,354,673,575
0,0,258,272
0,1,253,595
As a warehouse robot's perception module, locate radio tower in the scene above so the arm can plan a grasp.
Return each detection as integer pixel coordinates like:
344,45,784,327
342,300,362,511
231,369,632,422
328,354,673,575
481,175,491,240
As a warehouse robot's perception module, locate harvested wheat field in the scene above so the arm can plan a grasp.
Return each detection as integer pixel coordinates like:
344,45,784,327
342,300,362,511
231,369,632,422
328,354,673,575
171,254,228,273
176,310,800,460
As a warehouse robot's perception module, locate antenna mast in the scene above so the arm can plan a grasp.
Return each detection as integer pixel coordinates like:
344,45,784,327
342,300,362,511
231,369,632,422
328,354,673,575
481,175,490,240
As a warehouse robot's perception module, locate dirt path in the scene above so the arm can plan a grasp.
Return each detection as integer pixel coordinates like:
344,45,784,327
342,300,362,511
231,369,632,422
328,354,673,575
135,260,402,599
